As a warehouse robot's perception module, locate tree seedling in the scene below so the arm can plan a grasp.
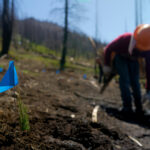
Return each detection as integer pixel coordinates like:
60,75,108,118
16,91,30,131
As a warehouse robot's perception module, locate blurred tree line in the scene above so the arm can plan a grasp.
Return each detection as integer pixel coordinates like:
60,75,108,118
0,0,105,70
16,18,104,59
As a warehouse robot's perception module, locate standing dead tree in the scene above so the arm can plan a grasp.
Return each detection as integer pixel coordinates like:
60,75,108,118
60,0,68,70
50,0,85,70
135,0,143,27
1,0,14,56
0,1,2,32
94,0,99,77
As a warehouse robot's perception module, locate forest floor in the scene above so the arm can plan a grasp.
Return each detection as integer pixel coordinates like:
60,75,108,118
0,51,149,150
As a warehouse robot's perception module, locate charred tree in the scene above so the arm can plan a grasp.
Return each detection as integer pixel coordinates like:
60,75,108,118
94,0,98,77
1,0,14,56
135,0,143,26
60,0,68,70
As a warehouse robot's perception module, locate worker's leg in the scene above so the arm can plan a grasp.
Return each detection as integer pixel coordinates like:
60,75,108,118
128,60,143,113
98,65,103,83
114,55,132,111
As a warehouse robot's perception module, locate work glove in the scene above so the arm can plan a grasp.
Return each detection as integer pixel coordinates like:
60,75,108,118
142,91,150,102
103,65,112,76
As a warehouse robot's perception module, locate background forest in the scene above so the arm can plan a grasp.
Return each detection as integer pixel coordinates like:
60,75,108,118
0,0,105,71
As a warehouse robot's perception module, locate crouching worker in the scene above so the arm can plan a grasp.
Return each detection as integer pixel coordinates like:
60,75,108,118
103,24,150,116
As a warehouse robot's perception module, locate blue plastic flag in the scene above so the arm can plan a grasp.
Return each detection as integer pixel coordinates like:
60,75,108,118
42,69,46,72
83,74,87,79
0,68,3,72
0,61,18,93
56,70,60,74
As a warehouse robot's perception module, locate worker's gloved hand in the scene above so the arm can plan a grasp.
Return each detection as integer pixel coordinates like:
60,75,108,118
103,65,112,76
142,91,150,102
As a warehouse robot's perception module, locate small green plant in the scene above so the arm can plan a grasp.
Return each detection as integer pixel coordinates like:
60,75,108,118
17,92,30,131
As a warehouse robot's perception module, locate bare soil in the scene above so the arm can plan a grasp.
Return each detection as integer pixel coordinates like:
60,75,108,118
0,56,149,150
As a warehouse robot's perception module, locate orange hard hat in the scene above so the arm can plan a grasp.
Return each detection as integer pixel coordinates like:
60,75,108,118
134,24,150,51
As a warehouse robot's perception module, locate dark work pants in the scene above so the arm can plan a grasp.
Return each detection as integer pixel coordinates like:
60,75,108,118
114,55,142,111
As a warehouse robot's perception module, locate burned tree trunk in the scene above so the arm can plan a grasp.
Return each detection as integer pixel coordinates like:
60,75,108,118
1,0,14,56
60,0,68,70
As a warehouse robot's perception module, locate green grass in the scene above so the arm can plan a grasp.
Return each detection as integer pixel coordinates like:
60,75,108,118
9,47,95,76
30,43,57,56
9,37,95,75
10,49,59,66
65,61,94,74
0,64,5,68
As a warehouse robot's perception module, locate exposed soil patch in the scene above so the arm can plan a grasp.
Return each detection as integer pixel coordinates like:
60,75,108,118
0,57,149,149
